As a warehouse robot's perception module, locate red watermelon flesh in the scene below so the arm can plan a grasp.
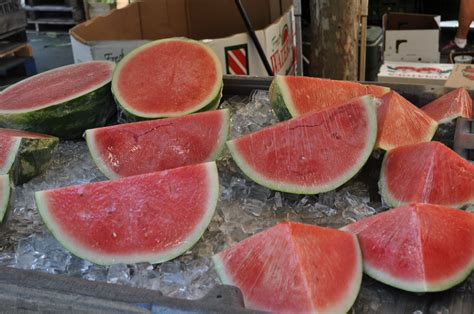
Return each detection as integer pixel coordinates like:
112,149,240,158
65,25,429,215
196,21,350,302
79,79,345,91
35,162,219,265
0,175,10,222
228,95,377,194
270,75,389,118
380,141,474,208
343,204,474,292
112,38,223,119
421,87,472,124
376,91,438,151
213,221,362,313
0,61,113,111
86,109,229,179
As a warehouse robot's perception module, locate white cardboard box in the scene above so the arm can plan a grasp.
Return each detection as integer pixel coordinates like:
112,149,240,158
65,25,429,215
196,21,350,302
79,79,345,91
70,0,295,76
383,13,440,63
378,61,453,86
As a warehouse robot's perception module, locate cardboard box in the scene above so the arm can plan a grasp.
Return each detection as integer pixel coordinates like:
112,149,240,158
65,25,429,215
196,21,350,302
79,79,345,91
70,0,295,76
0,0,26,35
445,64,474,89
383,13,440,63
378,61,453,86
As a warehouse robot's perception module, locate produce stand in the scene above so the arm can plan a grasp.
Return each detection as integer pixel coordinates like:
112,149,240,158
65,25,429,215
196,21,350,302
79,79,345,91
0,75,472,313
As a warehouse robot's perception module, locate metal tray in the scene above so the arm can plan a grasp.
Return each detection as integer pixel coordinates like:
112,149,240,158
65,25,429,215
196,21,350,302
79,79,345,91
1,76,472,313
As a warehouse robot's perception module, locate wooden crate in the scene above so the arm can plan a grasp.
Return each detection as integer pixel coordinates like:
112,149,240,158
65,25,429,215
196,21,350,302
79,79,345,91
0,0,27,35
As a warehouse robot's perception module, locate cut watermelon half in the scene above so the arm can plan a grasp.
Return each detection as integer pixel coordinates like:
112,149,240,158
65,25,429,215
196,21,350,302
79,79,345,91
343,204,474,292
421,87,473,124
0,61,115,139
213,221,362,313
86,109,230,179
35,162,219,265
380,141,474,208
228,95,377,194
0,128,58,185
0,175,10,222
269,75,389,120
112,38,223,121
376,91,438,151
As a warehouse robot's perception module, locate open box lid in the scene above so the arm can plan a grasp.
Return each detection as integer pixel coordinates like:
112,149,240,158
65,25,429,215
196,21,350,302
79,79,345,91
383,12,441,31
71,0,293,44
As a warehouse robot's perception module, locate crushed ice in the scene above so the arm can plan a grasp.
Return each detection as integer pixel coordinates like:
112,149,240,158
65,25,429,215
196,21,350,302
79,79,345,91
0,90,388,300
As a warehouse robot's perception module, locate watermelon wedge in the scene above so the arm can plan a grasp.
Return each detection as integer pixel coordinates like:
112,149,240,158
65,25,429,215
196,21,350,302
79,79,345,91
0,61,115,139
380,141,474,208
343,204,474,292
213,221,362,313
85,109,230,179
228,95,377,194
112,38,223,121
421,87,472,124
35,162,219,265
269,75,389,120
0,175,10,222
376,91,438,151
0,128,58,185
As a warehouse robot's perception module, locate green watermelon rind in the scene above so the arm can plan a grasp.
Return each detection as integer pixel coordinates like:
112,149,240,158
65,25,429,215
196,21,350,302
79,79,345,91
0,175,11,222
212,230,364,313
269,75,297,121
34,162,220,265
227,95,378,194
0,61,116,139
363,258,474,293
0,135,59,185
378,150,473,208
85,109,231,179
112,38,223,120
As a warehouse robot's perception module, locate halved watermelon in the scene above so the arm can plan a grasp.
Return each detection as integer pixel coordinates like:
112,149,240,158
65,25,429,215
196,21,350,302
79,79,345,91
343,204,474,292
0,128,58,185
0,175,10,222
0,61,115,139
213,221,362,313
269,75,389,120
228,95,377,194
376,91,438,151
35,162,219,265
421,87,472,124
85,109,230,179
112,38,223,121
380,141,474,208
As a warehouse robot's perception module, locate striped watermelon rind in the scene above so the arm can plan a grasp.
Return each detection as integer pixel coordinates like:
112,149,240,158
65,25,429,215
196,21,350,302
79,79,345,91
0,132,59,185
85,109,231,179
269,75,295,121
0,61,116,139
227,96,378,194
112,38,223,121
34,162,220,265
0,175,11,222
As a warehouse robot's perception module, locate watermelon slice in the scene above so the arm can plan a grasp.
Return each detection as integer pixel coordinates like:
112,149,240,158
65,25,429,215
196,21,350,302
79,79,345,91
0,175,10,222
376,91,438,151
421,87,473,124
0,128,58,185
380,141,474,208
269,75,389,120
0,61,115,139
228,95,377,194
85,109,230,179
343,204,474,292
112,38,223,121
213,221,362,313
35,162,219,265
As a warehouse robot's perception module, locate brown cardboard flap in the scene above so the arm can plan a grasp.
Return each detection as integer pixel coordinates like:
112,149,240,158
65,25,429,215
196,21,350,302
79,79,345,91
140,0,187,39
70,3,142,43
385,12,439,30
71,0,293,43
186,0,274,40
